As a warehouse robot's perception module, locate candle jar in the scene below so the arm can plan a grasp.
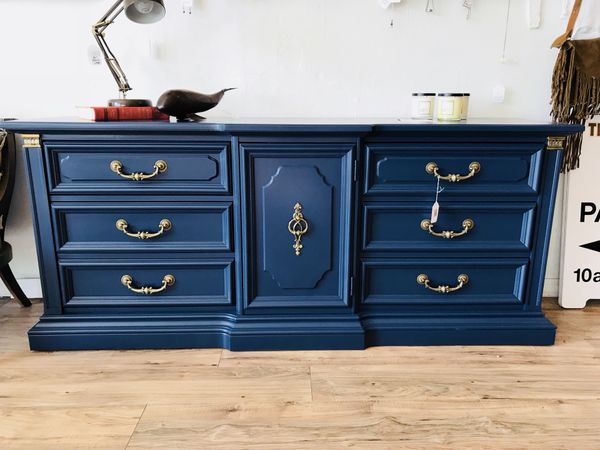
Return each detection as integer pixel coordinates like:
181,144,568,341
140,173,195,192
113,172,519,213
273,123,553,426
436,93,463,121
461,93,470,120
411,93,435,120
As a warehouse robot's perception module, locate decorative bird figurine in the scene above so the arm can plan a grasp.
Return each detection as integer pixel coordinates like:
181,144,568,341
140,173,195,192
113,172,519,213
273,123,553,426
156,88,236,121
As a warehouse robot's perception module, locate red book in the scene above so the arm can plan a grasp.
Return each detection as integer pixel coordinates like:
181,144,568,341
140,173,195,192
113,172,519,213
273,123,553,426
77,106,169,122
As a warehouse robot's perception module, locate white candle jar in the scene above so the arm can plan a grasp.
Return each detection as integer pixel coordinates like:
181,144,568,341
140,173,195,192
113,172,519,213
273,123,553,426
411,93,435,120
461,93,470,120
436,93,463,121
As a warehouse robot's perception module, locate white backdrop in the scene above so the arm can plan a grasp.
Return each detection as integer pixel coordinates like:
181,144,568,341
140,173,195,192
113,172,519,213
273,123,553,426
0,0,569,296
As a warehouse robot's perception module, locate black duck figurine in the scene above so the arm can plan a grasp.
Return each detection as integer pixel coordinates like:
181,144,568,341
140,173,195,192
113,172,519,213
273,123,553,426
156,88,236,121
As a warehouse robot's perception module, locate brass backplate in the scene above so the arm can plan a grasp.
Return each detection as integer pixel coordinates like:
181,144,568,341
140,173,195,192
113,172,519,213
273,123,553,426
21,134,41,148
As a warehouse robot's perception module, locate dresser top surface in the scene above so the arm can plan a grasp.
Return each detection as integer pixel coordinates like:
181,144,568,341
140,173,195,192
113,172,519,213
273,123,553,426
0,117,583,135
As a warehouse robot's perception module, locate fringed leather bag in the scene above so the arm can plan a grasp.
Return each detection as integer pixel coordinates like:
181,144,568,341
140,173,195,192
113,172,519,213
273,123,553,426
551,0,600,172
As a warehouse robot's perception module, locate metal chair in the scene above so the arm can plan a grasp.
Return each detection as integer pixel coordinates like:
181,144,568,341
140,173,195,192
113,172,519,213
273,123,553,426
0,130,31,307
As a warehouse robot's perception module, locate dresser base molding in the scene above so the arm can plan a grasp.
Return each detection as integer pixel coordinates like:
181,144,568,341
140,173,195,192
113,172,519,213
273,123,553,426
361,314,556,346
27,313,555,351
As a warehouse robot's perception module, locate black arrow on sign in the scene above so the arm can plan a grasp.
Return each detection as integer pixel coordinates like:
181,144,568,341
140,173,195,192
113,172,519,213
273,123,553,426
580,240,600,253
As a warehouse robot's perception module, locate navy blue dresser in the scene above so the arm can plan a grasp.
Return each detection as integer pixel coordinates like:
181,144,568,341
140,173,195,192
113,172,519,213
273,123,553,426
3,119,581,350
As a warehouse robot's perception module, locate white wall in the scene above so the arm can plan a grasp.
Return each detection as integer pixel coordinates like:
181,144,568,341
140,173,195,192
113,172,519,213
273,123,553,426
0,0,567,296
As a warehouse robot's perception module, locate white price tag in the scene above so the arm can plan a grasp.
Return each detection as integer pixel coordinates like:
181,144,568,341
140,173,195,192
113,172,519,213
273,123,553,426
431,201,439,224
430,176,443,224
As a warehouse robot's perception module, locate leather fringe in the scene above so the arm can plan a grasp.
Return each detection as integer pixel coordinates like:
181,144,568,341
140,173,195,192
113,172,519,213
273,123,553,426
551,42,600,172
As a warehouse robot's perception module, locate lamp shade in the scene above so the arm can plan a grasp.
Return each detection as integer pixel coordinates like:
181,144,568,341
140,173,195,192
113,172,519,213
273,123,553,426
124,0,166,24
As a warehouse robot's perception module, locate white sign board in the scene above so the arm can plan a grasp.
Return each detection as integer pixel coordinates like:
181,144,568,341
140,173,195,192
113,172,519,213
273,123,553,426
559,117,600,308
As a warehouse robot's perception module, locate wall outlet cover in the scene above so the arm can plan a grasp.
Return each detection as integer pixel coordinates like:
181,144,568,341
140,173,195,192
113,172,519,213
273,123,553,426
492,85,506,103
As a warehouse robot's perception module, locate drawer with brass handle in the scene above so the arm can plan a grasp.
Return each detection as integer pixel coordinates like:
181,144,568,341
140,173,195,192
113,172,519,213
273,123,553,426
364,142,542,196
59,260,234,307
46,140,230,194
361,259,528,306
52,202,232,252
362,202,535,252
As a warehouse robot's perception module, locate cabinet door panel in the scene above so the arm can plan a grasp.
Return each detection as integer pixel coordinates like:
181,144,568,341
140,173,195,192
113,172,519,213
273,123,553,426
241,143,354,311
263,165,333,288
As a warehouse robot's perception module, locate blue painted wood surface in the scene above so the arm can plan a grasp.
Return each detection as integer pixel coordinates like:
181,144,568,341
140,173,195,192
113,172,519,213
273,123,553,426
1,119,583,350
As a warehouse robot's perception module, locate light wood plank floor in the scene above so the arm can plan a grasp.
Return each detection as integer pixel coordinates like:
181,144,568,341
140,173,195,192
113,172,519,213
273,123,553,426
0,298,599,449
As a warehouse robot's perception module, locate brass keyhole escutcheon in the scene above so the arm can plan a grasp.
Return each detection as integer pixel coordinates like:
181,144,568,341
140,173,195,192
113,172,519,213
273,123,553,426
287,202,309,256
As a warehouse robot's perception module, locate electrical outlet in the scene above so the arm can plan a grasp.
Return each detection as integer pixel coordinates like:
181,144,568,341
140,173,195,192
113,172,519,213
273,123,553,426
148,40,159,59
379,0,402,8
87,45,102,66
492,85,506,103
182,0,193,14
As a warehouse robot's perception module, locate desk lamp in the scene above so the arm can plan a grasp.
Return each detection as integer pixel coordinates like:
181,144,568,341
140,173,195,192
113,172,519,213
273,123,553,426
93,0,166,107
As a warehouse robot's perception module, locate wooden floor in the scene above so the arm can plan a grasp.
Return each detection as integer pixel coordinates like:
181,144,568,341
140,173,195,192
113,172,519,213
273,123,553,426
0,299,599,449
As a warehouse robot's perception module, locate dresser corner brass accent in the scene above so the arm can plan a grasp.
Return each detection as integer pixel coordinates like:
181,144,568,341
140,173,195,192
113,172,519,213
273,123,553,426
547,136,566,151
21,134,41,148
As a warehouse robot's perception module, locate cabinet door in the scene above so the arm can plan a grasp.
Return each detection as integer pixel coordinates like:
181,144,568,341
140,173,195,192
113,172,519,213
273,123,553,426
241,143,355,312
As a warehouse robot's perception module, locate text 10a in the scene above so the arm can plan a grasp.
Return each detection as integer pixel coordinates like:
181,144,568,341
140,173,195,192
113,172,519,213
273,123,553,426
574,268,600,283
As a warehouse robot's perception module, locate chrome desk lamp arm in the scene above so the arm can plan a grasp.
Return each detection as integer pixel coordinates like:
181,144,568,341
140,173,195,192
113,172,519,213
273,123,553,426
92,0,132,99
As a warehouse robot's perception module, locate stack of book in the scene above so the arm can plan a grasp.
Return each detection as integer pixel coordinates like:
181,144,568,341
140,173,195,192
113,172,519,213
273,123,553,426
77,106,169,122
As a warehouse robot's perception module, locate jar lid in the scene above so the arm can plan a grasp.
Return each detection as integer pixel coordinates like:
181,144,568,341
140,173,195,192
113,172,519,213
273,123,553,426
437,93,464,97
412,93,436,96
462,93,471,96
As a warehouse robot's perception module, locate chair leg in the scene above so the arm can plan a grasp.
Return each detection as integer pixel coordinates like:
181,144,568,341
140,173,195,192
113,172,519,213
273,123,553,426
0,264,31,307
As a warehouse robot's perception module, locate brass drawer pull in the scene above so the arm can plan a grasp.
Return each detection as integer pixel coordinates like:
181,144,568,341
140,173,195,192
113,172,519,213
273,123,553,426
110,159,167,181
116,218,172,240
417,273,469,294
425,161,480,182
287,202,309,256
420,218,474,239
121,274,175,295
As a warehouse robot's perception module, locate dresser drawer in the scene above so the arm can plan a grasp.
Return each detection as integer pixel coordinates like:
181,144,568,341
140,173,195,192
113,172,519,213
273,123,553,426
363,202,535,252
361,259,528,305
364,143,542,196
46,141,230,194
52,202,232,253
60,260,233,307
